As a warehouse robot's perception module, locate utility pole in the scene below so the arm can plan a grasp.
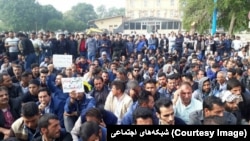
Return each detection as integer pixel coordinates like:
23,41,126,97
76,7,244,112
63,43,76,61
211,0,217,35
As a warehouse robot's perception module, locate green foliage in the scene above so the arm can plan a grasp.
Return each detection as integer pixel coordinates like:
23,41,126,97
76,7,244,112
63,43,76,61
96,5,125,19
64,3,97,22
46,19,64,31
0,1,95,32
179,0,214,33
180,0,250,34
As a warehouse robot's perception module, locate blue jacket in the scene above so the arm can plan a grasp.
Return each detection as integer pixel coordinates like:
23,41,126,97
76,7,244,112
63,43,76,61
64,94,96,116
98,39,111,55
121,101,158,125
81,108,117,125
47,74,69,103
36,97,65,128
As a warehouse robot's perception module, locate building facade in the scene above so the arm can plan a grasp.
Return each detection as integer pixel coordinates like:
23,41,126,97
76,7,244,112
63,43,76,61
88,0,182,34
126,0,181,20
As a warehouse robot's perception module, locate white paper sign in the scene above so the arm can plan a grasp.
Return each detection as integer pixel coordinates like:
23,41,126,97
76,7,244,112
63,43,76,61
61,77,84,93
53,54,72,68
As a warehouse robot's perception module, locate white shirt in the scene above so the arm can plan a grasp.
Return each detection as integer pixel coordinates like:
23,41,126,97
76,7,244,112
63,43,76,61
174,98,202,124
5,37,19,52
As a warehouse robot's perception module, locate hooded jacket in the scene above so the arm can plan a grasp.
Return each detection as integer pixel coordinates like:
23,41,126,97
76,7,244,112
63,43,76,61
192,77,213,102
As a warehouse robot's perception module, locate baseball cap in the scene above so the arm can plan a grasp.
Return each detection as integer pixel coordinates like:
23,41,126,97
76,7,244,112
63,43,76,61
220,90,242,103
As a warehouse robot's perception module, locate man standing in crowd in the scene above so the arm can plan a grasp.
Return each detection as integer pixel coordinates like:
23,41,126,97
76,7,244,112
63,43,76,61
17,33,36,71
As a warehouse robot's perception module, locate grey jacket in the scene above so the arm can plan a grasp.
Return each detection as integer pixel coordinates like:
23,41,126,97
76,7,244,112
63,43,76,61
188,109,237,125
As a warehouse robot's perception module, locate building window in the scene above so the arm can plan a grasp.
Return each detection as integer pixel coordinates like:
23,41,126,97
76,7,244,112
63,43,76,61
124,22,129,29
114,25,118,27
168,22,173,29
144,0,147,6
136,23,141,29
174,22,179,29
142,25,147,29
130,23,135,29
171,0,174,6
161,22,167,29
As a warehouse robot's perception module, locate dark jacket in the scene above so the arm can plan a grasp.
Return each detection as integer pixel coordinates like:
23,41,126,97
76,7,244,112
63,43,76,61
36,97,65,128
188,109,237,125
89,85,110,107
32,131,72,141
21,38,35,56
8,84,24,101
0,99,21,140
56,39,69,54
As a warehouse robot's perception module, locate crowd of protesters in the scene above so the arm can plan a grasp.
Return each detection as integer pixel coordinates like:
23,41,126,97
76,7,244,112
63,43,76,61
0,30,250,141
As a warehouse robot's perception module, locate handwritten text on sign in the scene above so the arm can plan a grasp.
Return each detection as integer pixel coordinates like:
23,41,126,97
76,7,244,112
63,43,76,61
61,77,84,93
53,54,72,68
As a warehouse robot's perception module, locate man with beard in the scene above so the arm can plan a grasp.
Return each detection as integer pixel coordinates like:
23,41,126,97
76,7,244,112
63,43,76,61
155,98,186,125
89,76,110,108
220,90,242,124
193,77,214,103
33,113,72,141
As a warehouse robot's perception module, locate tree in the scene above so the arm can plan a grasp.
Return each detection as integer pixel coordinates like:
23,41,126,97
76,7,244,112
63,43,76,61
64,3,97,22
106,7,125,17
0,0,42,31
180,0,250,35
96,5,125,18
217,0,250,35
46,19,64,31
179,0,214,34
40,5,63,29
96,5,107,18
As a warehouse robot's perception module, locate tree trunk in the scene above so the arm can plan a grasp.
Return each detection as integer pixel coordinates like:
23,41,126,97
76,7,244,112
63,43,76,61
228,12,236,35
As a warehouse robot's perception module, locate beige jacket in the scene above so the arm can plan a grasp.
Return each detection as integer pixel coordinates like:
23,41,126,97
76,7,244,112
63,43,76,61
104,92,132,123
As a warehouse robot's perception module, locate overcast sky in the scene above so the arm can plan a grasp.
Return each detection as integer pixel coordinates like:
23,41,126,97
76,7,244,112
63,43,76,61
37,0,125,13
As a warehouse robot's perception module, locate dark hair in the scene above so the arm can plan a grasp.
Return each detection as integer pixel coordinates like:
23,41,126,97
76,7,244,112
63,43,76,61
38,113,59,130
227,68,236,76
80,121,100,141
203,96,224,111
143,79,156,85
157,72,167,78
181,73,193,81
38,87,51,96
167,74,176,80
203,115,227,125
40,68,49,74
21,102,39,118
138,90,152,106
235,68,243,76
155,98,173,114
57,73,67,78
85,108,103,122
29,79,40,86
31,63,39,69
13,64,22,69
111,80,126,93
93,76,103,82
0,72,10,83
133,107,153,124
227,78,241,90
